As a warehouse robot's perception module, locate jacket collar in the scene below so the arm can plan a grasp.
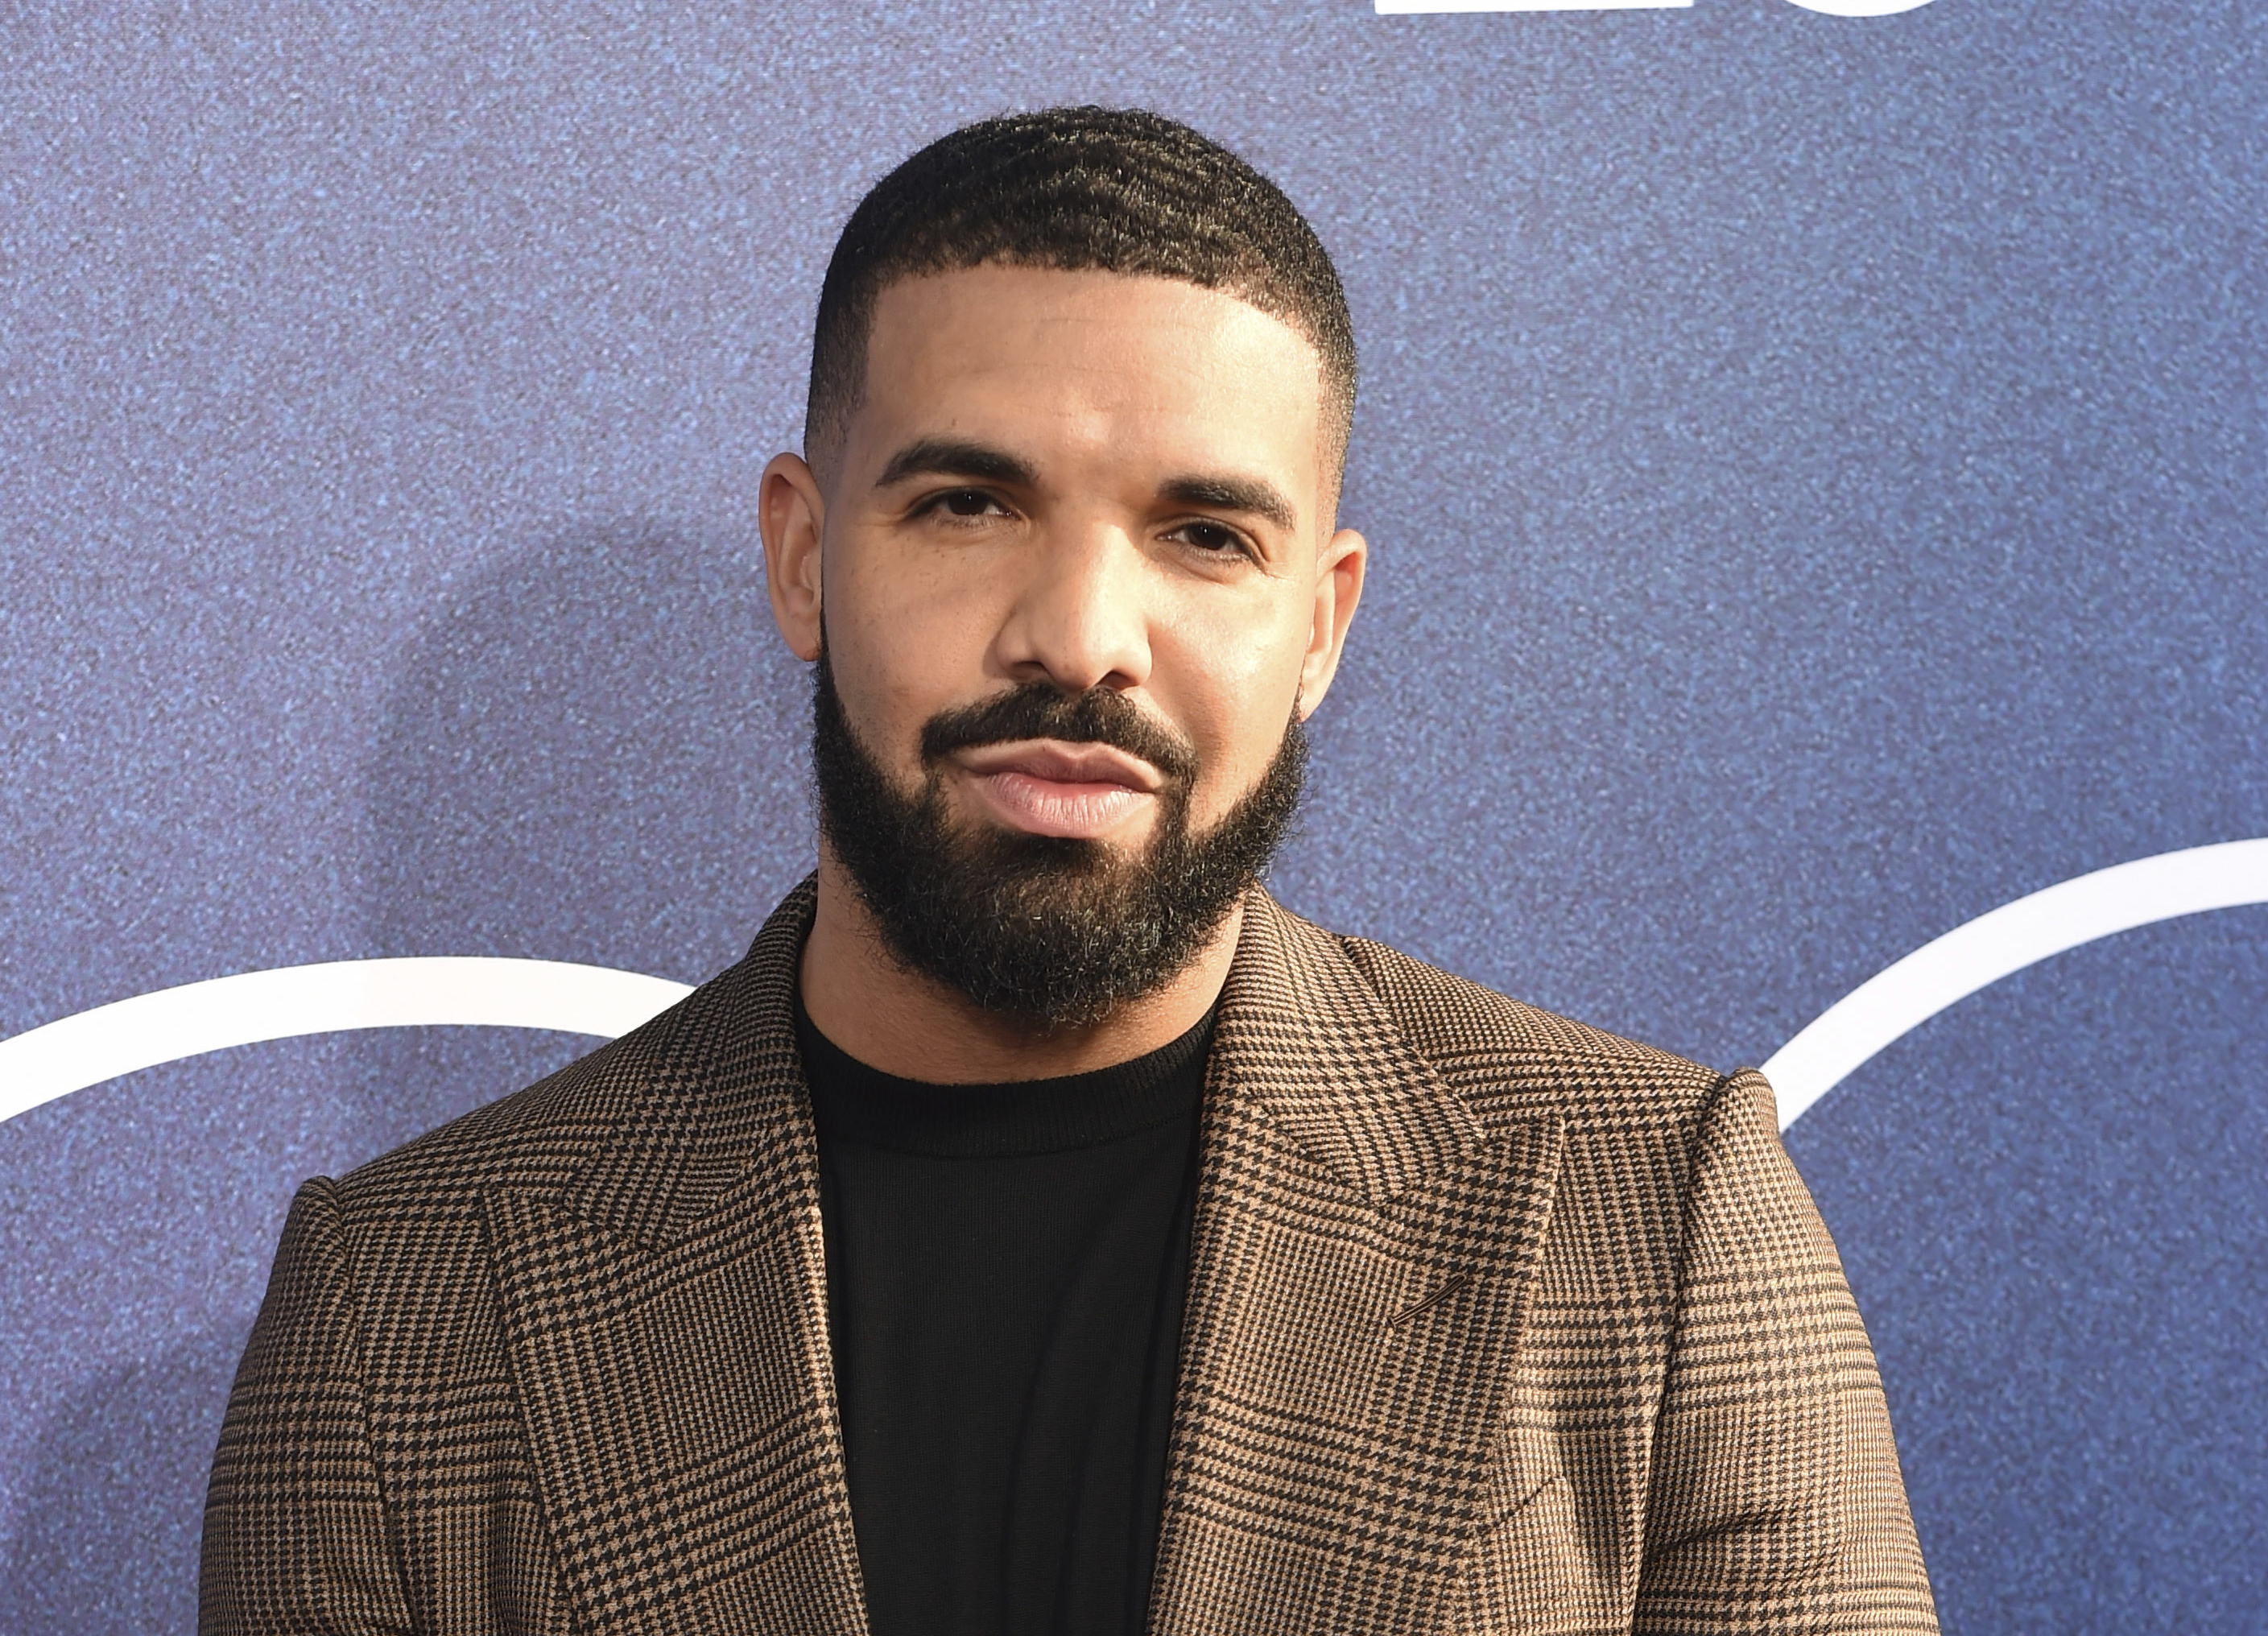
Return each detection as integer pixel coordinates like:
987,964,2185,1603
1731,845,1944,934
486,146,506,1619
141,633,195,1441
1208,888,1489,1204
555,878,1493,1235
548,875,820,1248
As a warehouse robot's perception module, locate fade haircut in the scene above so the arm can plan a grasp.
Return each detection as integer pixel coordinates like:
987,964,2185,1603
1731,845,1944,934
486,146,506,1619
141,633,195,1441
805,106,1357,490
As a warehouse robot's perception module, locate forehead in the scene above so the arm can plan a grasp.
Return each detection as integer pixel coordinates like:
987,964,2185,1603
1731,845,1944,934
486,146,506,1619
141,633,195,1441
853,266,1328,492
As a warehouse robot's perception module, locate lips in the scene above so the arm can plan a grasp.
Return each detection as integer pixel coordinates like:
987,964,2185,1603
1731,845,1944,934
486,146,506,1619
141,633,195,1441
957,739,1163,789
953,738,1163,840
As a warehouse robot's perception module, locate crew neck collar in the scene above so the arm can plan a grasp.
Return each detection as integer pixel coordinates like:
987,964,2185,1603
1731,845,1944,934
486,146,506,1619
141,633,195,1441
794,998,1215,1158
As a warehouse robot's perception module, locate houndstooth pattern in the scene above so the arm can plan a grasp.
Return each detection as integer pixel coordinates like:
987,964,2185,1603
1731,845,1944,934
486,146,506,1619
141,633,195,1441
201,881,1937,1634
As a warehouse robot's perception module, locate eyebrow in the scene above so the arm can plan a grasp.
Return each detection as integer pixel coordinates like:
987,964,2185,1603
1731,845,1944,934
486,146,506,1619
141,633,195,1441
874,438,1300,535
1159,473,1299,534
875,436,1038,490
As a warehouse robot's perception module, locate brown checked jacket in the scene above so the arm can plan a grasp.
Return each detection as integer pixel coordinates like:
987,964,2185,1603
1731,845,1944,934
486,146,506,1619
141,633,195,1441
200,881,1939,1634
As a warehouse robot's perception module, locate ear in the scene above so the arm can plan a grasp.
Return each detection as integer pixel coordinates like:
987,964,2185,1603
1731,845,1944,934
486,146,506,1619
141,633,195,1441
760,452,827,662
1295,526,1367,717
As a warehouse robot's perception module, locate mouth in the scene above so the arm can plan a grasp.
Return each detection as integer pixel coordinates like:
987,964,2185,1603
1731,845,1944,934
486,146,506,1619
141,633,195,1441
950,738,1165,840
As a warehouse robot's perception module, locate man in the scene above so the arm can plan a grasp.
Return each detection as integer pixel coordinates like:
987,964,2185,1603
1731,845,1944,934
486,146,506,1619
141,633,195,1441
201,108,1938,1635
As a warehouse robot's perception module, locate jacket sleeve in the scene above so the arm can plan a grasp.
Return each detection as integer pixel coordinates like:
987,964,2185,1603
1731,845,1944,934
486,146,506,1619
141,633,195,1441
1633,1070,1939,1634
201,1177,414,1636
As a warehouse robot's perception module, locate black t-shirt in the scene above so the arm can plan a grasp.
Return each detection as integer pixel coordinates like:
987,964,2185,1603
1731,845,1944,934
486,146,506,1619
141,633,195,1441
795,1001,1211,1636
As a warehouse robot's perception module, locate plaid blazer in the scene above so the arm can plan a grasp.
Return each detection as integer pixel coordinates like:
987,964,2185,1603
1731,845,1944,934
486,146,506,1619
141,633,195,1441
202,882,1938,1634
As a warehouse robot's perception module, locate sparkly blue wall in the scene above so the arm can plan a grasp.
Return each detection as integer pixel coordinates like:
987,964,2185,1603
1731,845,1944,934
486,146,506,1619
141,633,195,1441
2,0,2263,1629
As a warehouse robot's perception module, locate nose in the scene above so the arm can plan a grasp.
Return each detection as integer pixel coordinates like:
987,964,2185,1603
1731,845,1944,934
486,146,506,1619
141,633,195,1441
992,522,1153,696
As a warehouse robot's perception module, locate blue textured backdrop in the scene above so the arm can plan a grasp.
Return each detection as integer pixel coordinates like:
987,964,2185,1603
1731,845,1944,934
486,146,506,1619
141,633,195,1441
2,0,2263,1630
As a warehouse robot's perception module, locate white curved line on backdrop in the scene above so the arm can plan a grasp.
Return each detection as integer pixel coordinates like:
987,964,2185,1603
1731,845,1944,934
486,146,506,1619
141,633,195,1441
1783,0,1934,14
1762,838,2268,1128
0,958,695,1126
2,838,2262,1132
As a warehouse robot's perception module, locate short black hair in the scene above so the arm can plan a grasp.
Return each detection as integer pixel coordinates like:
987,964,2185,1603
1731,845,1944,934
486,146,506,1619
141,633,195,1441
806,106,1356,488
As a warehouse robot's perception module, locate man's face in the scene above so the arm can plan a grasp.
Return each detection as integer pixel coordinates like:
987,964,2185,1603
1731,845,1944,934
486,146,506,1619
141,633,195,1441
762,264,1365,1019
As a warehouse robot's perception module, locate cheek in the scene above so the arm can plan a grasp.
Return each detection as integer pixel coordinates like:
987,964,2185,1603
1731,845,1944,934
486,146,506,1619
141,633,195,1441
1155,600,1310,820
824,544,997,756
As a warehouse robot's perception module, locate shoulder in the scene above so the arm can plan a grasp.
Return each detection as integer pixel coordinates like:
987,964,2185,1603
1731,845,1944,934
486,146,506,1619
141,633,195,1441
1316,923,1807,1316
1327,927,1734,1138
323,986,694,1228
262,988,713,1366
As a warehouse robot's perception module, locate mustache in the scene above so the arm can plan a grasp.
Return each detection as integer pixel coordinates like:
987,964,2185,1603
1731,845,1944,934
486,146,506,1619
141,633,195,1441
919,684,1200,783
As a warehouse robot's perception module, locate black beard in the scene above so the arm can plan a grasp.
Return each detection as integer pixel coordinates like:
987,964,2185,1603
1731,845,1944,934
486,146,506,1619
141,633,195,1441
810,653,1306,1028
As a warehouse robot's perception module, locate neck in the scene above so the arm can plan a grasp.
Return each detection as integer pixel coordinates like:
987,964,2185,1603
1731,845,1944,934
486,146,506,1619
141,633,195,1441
796,844,1243,1084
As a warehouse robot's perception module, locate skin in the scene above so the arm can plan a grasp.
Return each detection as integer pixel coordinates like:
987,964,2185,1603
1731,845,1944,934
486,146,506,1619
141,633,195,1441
759,264,1366,1082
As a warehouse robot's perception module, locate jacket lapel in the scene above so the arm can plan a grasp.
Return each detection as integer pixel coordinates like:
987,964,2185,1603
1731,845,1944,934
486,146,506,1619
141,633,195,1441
1151,893,1565,1636
483,882,869,1636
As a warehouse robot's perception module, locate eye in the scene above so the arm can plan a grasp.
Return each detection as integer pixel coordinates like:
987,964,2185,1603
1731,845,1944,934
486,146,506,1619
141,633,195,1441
930,488,1006,518
1171,518,1251,558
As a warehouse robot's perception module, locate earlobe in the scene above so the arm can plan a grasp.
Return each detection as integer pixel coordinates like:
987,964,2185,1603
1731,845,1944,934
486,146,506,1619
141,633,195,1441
760,452,828,663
